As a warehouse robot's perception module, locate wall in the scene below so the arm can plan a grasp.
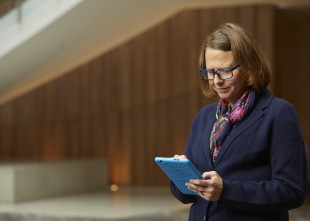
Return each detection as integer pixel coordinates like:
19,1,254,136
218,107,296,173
0,5,277,185
274,7,310,146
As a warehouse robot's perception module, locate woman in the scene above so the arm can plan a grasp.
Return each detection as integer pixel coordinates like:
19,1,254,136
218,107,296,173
171,23,308,221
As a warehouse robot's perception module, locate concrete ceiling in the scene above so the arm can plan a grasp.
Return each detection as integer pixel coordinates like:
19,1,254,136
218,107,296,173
0,0,309,104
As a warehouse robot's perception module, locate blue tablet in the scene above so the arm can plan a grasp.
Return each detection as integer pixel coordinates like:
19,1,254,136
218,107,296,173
155,157,203,195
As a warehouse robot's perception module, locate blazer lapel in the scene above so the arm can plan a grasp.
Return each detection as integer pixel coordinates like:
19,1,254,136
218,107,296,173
213,108,264,167
202,111,216,168
213,88,274,167
199,88,274,168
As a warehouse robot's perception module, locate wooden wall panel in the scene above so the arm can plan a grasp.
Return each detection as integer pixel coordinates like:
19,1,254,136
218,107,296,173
0,5,279,185
275,7,310,146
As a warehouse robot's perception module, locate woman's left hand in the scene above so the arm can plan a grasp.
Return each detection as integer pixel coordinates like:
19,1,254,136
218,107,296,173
186,171,223,201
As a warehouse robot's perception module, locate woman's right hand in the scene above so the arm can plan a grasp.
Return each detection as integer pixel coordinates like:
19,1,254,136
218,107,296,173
173,154,187,159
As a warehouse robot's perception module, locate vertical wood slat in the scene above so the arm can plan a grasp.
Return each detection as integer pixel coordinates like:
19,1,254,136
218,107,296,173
274,8,310,182
0,5,278,185
274,7,310,143
255,5,275,91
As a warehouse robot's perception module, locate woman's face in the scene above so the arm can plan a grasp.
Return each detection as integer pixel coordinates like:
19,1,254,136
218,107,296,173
205,47,247,106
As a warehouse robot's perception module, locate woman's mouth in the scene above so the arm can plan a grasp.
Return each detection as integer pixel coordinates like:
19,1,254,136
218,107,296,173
216,87,230,94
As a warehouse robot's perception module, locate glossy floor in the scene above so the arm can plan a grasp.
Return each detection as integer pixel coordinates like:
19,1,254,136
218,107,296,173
0,187,190,220
0,187,308,221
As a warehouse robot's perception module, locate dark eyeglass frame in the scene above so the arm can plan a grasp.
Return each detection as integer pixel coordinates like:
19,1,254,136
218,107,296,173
200,64,240,80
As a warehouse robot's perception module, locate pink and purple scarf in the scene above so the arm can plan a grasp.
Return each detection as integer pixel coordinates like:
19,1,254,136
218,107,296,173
210,88,255,162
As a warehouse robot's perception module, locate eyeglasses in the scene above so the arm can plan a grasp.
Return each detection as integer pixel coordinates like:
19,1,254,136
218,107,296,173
200,64,240,80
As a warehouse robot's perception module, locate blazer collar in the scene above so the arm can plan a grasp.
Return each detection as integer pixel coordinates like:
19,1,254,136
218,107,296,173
202,88,274,167
254,87,274,110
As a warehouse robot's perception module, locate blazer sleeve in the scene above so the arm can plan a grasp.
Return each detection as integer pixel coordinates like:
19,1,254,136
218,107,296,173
219,102,308,213
170,181,196,204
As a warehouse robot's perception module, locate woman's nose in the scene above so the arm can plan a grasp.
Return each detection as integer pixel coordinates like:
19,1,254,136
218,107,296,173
213,73,224,85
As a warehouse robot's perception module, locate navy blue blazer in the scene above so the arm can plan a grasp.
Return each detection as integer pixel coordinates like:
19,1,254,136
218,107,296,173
170,88,308,221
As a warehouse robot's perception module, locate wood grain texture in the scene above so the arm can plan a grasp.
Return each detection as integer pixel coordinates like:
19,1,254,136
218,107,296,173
274,7,310,153
0,5,294,185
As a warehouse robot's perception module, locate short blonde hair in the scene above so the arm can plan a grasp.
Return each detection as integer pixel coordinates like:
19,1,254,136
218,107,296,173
199,23,271,97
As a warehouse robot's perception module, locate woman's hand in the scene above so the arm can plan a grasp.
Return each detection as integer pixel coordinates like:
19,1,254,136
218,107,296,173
186,171,223,201
173,154,187,159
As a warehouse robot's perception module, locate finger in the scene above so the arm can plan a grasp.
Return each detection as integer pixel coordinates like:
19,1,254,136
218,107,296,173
186,183,213,200
203,172,223,187
186,182,207,192
202,171,217,179
186,183,202,195
187,185,209,199
179,155,187,159
189,179,207,186
173,155,187,159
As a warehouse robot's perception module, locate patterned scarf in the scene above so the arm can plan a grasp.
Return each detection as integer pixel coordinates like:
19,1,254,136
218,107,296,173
210,88,255,163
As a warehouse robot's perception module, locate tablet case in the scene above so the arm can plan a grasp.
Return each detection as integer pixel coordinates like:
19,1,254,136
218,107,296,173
155,157,203,195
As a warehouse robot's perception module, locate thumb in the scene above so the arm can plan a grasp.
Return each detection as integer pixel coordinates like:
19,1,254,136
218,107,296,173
202,171,217,179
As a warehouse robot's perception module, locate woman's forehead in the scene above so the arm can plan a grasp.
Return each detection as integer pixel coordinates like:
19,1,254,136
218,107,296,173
205,48,235,68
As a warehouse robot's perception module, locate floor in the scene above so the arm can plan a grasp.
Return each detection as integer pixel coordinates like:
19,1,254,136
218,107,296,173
0,186,309,221
0,186,190,220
